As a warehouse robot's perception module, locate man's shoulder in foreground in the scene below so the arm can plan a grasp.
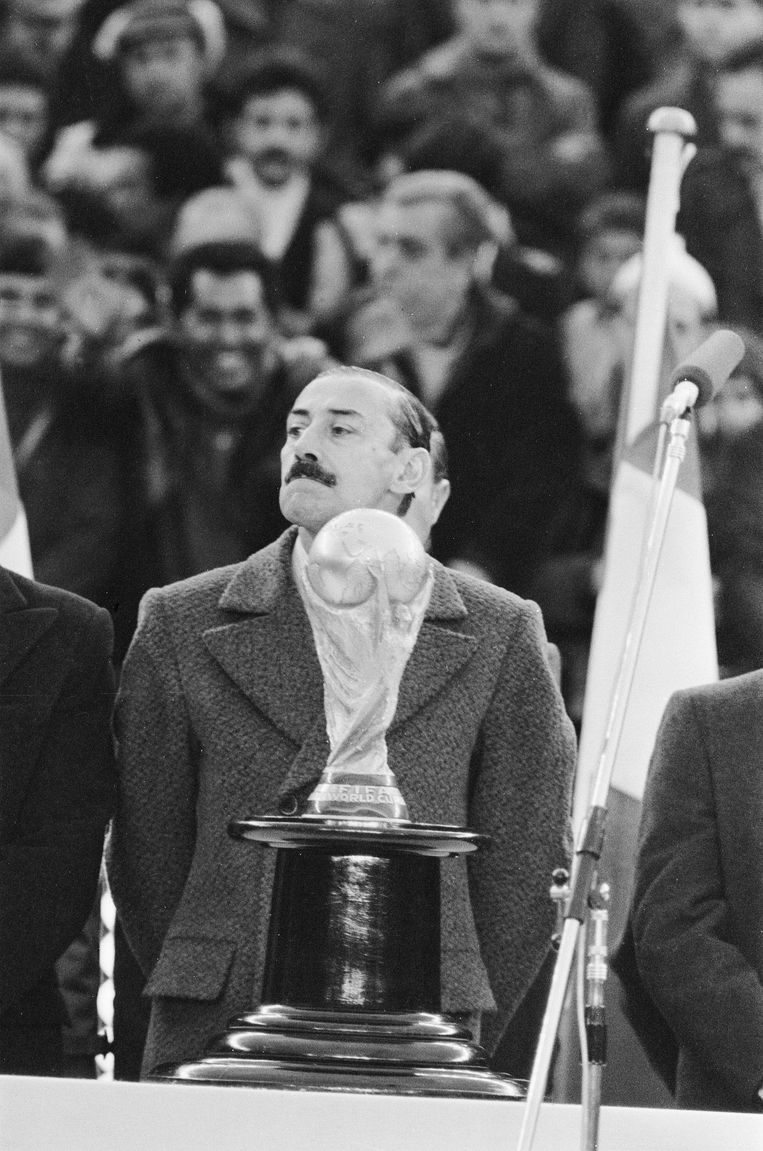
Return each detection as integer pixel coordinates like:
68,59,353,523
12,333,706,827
1,565,111,634
138,531,296,615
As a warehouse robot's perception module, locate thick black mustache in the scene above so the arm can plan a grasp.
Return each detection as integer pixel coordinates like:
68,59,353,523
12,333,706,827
286,459,337,487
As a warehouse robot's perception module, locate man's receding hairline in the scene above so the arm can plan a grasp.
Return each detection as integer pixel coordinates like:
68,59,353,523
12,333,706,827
306,367,420,436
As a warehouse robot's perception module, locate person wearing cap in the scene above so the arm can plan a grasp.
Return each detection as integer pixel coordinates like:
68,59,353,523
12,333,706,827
342,169,583,601
42,0,224,195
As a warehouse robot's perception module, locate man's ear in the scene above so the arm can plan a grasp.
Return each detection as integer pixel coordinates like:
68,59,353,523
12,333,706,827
389,446,431,496
430,478,451,526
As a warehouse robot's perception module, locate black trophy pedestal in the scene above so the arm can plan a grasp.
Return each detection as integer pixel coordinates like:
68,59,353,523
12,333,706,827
151,817,523,1099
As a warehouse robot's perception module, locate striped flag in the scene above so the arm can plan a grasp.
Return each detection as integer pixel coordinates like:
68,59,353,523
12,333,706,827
575,245,718,821
562,241,719,1108
0,372,33,576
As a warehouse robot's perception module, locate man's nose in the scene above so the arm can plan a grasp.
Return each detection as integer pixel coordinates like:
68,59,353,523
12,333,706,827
293,425,320,459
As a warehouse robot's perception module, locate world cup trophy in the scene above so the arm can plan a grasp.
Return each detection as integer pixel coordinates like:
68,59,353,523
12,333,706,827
299,507,433,823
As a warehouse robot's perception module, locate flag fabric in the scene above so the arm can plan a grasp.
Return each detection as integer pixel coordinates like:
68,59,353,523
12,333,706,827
558,245,720,1108
575,251,718,822
0,372,33,576
575,402,717,815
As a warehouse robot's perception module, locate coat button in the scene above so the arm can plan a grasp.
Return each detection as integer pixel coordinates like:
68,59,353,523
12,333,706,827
278,795,299,816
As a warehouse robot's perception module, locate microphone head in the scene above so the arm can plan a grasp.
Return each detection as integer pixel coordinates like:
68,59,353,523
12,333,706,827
668,329,746,407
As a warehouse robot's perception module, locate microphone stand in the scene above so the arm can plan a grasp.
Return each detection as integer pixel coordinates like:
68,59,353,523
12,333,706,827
581,882,610,1151
515,412,694,1151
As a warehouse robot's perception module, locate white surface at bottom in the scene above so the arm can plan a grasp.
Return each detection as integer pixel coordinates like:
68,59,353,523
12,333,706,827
0,1076,761,1151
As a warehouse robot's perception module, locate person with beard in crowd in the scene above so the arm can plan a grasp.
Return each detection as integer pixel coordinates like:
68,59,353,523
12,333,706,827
222,51,362,336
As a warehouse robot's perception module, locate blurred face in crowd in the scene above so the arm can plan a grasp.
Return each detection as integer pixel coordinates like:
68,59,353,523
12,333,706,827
456,0,538,61
677,0,763,65
95,146,165,239
578,227,642,303
0,271,61,368
715,64,763,175
0,83,48,159
232,88,322,187
5,0,83,72
279,372,426,543
371,197,476,343
700,370,763,438
176,268,275,412
120,35,206,122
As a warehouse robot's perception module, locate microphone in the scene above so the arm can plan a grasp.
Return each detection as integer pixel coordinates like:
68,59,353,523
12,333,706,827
660,329,745,423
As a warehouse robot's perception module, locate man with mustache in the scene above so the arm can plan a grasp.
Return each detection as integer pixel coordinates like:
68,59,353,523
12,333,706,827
223,51,359,335
108,365,576,1079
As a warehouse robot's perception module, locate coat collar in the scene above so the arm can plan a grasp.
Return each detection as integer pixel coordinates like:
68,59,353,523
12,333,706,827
0,566,58,687
201,529,478,798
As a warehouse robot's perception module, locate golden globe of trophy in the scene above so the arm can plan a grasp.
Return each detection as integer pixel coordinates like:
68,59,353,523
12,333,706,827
154,511,521,1097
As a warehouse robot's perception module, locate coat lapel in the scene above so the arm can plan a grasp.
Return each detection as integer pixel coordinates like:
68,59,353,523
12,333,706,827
0,568,58,688
392,564,477,730
201,531,324,746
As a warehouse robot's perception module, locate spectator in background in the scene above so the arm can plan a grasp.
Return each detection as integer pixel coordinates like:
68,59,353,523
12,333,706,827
560,191,646,495
0,51,51,180
0,225,126,612
42,0,225,190
535,0,656,139
342,169,582,599
704,328,763,675
222,52,361,336
1,0,85,82
375,0,610,258
51,122,225,261
678,41,763,333
615,0,763,189
380,113,571,323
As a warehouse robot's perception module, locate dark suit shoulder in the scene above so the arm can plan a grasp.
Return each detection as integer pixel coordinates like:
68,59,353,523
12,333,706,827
5,569,111,635
670,669,763,723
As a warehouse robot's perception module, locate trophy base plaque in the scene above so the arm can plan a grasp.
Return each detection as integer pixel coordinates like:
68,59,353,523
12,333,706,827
151,818,523,1099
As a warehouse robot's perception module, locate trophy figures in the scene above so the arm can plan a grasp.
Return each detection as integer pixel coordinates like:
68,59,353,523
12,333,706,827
153,511,522,1097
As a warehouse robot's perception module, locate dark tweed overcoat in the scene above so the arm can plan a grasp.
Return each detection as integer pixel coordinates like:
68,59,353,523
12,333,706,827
107,529,575,1076
0,567,115,1073
614,671,763,1112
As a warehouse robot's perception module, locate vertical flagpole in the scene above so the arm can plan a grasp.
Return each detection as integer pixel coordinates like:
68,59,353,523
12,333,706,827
617,108,697,453
515,108,697,1151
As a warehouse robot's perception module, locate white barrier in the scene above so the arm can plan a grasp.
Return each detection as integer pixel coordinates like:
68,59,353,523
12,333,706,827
1,1076,760,1151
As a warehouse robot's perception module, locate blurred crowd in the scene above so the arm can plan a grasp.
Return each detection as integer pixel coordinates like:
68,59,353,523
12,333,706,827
4,0,763,698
